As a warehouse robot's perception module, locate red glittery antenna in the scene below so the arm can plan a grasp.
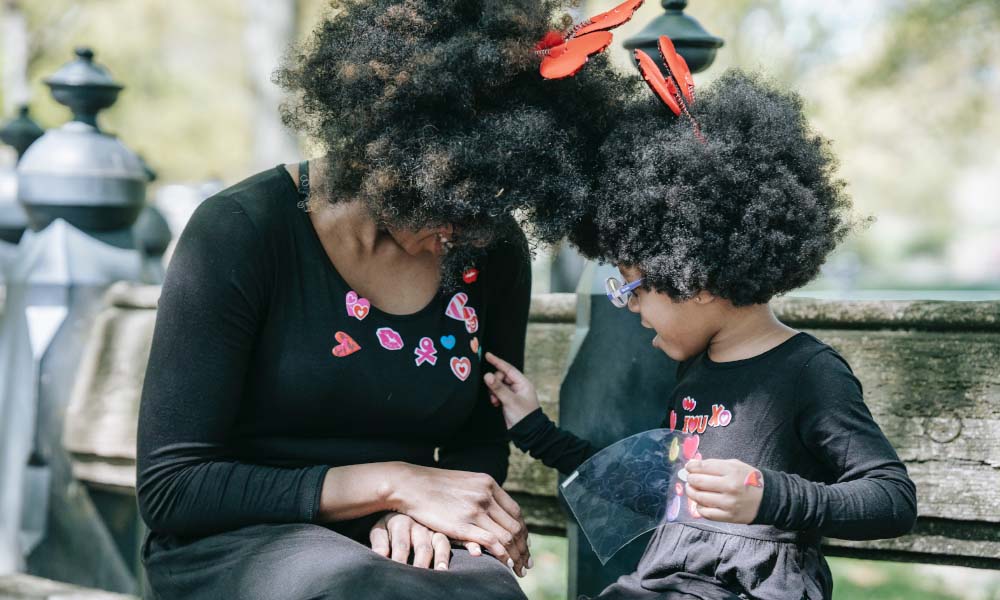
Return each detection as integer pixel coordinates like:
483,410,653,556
535,0,645,80
635,35,704,141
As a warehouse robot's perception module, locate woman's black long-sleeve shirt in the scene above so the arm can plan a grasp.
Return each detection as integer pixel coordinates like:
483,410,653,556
137,166,530,539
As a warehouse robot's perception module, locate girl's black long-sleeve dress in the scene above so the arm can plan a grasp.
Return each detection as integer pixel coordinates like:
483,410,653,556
510,332,917,600
137,165,531,600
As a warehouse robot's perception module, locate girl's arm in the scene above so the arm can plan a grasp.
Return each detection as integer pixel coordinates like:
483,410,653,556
436,231,531,484
485,353,598,476
752,348,918,539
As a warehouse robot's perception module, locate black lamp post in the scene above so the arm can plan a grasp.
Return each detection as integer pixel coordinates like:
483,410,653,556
622,0,724,73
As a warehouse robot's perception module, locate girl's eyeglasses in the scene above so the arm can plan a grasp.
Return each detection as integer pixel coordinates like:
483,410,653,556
605,276,643,309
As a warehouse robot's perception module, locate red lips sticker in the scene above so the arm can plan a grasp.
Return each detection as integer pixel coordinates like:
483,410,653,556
332,331,361,358
463,268,479,284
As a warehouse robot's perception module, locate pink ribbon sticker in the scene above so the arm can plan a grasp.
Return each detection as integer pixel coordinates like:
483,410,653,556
414,337,438,366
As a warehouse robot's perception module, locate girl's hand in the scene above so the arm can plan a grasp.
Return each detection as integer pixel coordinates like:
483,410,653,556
370,513,453,570
388,463,532,577
684,459,764,524
483,352,540,429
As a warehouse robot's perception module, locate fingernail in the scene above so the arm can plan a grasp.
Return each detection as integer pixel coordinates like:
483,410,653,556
507,558,515,569
528,557,534,569
436,562,448,571
519,566,527,577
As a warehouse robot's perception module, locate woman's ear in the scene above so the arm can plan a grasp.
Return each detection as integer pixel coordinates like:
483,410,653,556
694,291,716,304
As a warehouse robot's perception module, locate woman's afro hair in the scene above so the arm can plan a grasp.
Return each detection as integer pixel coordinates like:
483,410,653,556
571,69,852,306
275,0,638,251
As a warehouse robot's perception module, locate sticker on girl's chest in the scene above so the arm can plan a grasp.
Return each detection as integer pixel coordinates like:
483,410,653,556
671,396,733,434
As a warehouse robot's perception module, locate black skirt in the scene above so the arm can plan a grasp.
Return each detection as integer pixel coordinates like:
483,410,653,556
142,523,527,600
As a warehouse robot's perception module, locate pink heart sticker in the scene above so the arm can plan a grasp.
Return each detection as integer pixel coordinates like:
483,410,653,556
331,331,361,358
345,291,359,316
682,434,700,461
376,327,404,351
446,293,469,321
352,299,371,321
450,356,472,381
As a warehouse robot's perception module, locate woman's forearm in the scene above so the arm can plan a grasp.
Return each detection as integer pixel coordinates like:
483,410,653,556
317,461,409,522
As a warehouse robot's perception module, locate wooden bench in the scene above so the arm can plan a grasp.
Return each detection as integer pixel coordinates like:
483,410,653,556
61,283,1000,597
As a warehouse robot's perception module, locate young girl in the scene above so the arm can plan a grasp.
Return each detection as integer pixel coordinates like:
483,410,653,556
483,70,917,600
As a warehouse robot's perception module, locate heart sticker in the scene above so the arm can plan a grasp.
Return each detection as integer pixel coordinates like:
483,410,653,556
463,268,479,284
682,434,700,461
682,396,696,412
440,335,456,350
345,291,359,316
332,331,361,358
470,337,479,354
450,356,472,381
465,314,479,334
352,300,370,320
376,327,404,351
446,293,469,321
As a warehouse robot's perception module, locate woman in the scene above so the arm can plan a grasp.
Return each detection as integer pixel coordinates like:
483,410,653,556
136,1,633,598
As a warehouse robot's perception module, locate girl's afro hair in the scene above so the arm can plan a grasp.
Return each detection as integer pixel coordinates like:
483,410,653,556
274,0,638,251
571,69,852,306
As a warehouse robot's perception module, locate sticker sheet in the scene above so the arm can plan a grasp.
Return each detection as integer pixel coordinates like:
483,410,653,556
560,428,734,564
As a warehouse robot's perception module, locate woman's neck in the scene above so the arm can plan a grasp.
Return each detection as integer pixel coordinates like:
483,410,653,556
706,303,798,363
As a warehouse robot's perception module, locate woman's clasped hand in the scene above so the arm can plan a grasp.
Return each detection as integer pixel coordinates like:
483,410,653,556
375,464,532,576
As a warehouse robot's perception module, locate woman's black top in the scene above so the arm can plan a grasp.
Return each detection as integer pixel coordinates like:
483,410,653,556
137,165,531,539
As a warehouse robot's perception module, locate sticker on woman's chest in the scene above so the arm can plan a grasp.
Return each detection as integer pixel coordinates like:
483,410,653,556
376,327,405,350
450,356,472,381
462,268,479,284
446,292,479,333
332,331,361,358
414,337,438,366
345,291,371,321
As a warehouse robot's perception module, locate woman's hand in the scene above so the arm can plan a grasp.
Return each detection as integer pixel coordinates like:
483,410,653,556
684,459,764,524
369,513,453,570
483,352,540,429
387,463,532,577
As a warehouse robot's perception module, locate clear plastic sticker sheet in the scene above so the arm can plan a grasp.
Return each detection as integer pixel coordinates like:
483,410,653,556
560,428,735,564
